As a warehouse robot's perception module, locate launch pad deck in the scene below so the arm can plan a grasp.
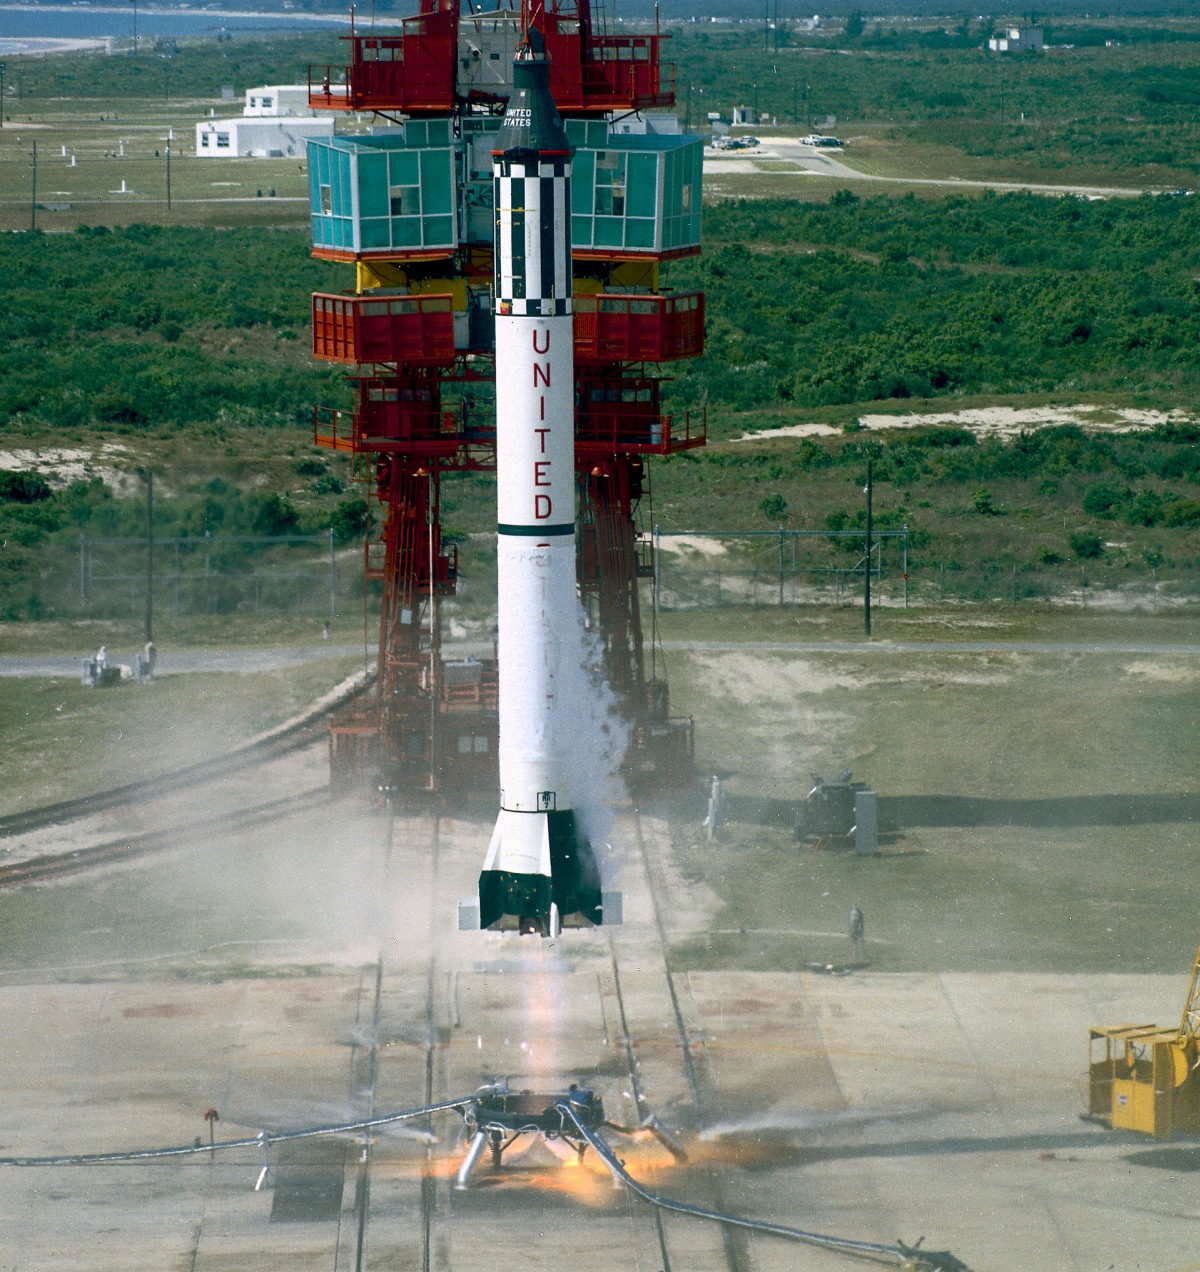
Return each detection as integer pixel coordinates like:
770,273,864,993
0,801,1193,1271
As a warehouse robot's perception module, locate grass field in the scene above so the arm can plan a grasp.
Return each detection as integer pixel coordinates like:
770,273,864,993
0,655,364,815
0,95,321,230
655,605,1200,979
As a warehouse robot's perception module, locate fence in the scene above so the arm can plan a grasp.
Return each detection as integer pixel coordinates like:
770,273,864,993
652,528,909,611
60,525,1200,626
73,529,351,621
649,527,1199,611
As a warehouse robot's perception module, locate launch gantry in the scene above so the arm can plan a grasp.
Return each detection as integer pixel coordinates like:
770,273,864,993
305,0,706,798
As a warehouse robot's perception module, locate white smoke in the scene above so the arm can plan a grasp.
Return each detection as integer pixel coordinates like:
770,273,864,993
556,599,630,858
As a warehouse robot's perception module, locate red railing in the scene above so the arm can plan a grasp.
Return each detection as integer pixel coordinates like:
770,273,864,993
312,293,457,365
365,536,457,590
314,403,464,456
441,658,499,708
575,293,704,363
576,402,706,455
308,10,457,113
309,7,672,114
577,34,674,111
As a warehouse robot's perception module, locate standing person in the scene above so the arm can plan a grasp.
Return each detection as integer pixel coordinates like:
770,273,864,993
848,902,865,961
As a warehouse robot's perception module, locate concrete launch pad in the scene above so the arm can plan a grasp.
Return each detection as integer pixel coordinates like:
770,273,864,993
0,798,1195,1271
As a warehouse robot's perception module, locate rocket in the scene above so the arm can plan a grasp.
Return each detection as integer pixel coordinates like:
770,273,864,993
477,30,605,938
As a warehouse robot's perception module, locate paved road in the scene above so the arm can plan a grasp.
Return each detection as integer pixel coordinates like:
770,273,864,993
663,639,1200,655
3,637,1198,679
707,137,1156,200
0,643,373,678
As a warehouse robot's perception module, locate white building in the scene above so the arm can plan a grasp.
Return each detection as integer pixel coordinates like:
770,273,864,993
195,84,334,158
988,25,1044,53
242,85,320,116
608,112,681,137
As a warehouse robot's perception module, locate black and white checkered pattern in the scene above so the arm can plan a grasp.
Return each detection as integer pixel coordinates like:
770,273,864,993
494,157,572,316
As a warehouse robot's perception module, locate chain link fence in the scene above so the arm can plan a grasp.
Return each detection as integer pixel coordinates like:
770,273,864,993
66,530,355,621
650,528,1199,611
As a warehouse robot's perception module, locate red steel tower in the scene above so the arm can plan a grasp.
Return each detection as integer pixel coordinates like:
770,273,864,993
306,0,705,798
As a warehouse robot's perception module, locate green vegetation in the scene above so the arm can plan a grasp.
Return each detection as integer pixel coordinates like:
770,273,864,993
5,33,343,102
4,188,1200,615
0,224,341,429
1,25,1200,621
666,192,1200,414
650,421,1200,601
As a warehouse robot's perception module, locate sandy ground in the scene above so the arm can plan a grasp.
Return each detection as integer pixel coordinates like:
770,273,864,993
734,403,1193,442
0,443,135,491
0,37,111,55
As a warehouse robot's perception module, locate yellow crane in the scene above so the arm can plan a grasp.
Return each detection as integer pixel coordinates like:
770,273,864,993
1088,943,1200,1139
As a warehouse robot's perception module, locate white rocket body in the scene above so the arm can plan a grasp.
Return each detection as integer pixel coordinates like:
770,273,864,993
478,39,602,936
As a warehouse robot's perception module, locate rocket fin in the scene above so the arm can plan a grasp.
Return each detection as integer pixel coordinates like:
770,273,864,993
479,809,602,935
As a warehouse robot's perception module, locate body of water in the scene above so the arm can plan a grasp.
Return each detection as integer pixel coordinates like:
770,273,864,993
0,4,353,53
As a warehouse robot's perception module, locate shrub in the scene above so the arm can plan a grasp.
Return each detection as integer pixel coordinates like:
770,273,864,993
1123,489,1165,526
0,472,52,503
251,492,300,537
311,473,345,496
1070,532,1105,559
1161,498,1200,527
331,498,368,543
91,387,146,426
758,494,788,522
1082,484,1127,519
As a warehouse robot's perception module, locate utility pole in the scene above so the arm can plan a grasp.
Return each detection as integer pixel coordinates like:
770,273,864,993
130,0,138,54
145,471,154,643
0,62,6,130
165,138,171,210
30,140,36,230
777,524,785,605
864,459,873,637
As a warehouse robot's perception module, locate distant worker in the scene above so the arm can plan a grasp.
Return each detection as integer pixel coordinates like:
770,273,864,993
848,902,865,961
96,644,107,672
142,640,156,681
